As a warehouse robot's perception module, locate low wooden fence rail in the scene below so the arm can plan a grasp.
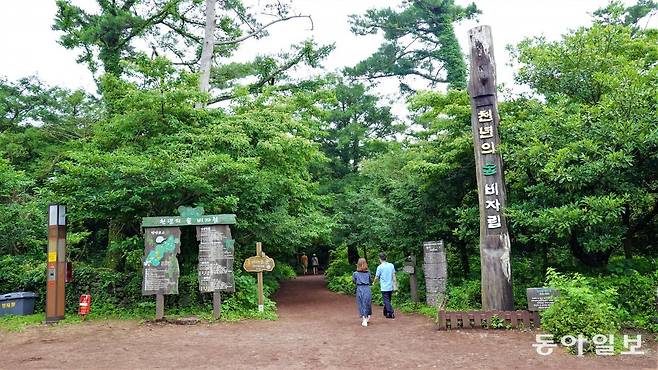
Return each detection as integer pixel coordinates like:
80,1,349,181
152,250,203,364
438,310,540,330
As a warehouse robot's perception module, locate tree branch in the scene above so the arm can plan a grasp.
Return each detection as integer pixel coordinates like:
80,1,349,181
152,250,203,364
214,14,313,46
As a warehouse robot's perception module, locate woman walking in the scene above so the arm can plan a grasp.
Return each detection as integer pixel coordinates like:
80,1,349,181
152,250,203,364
352,258,372,327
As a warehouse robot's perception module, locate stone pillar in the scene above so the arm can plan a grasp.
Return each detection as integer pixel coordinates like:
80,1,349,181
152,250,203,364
423,241,447,307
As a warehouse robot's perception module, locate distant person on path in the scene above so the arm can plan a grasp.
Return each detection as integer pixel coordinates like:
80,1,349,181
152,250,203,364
300,253,308,275
352,258,372,327
311,254,319,275
374,252,396,319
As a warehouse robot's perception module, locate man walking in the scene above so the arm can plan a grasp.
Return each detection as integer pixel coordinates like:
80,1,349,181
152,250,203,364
374,252,396,319
300,253,308,275
311,254,319,275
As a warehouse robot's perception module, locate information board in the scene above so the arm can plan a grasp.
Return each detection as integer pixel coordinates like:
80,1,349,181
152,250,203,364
197,225,235,293
142,227,181,295
526,288,559,311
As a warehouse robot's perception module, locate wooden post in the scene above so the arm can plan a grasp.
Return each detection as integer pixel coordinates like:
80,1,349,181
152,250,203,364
213,290,221,320
256,242,264,312
46,204,66,323
467,25,514,310
409,256,418,303
156,293,164,320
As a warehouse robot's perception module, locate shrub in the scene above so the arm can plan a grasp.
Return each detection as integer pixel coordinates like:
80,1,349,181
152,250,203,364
541,268,620,351
445,279,481,310
593,269,658,332
325,244,354,282
327,272,355,295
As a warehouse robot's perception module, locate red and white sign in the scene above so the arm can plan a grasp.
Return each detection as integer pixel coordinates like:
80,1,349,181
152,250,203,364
79,294,91,315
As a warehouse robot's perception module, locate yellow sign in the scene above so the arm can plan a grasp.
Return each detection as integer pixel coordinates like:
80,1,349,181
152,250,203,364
243,255,275,272
48,252,57,262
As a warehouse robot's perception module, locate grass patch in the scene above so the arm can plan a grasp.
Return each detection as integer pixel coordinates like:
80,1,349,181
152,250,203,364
0,306,277,333
397,302,438,319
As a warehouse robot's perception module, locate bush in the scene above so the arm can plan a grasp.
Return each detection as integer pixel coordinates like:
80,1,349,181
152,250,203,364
445,279,481,310
325,245,354,282
327,272,356,295
593,269,658,332
541,268,620,351
0,254,293,320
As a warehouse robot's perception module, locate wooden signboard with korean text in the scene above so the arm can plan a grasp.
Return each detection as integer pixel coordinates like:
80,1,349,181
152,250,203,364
243,255,275,272
197,225,235,293
141,207,236,320
142,227,182,296
468,25,514,310
243,242,274,312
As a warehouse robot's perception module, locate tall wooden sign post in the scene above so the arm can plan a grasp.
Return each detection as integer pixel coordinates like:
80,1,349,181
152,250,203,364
46,204,66,323
467,25,514,310
243,242,275,312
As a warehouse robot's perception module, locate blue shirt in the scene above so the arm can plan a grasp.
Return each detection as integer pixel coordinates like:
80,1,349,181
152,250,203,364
375,262,395,292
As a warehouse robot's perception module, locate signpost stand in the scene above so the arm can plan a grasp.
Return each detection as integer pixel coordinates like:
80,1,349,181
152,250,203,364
156,294,164,320
243,242,275,313
403,256,419,303
256,242,264,312
46,204,66,323
141,210,236,321
213,289,221,320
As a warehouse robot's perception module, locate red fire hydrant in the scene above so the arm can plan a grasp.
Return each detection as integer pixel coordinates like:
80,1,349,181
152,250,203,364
79,294,91,319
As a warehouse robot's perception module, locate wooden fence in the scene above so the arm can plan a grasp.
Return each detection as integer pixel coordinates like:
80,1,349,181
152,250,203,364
438,310,540,330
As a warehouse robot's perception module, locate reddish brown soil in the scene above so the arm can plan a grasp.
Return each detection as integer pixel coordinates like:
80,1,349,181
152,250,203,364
0,275,656,369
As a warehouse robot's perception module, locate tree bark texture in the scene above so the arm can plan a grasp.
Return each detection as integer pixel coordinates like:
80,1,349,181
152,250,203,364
196,0,216,108
467,25,514,310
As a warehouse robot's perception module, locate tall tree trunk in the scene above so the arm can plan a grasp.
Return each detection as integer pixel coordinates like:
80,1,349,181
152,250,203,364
106,219,124,270
196,0,216,108
568,233,612,268
456,239,470,277
622,204,633,259
347,244,359,265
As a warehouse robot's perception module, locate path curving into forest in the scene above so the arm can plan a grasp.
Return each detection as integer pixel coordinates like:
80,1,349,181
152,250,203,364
0,275,655,369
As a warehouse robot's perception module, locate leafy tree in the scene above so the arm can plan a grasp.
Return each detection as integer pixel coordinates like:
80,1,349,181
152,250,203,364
44,57,332,268
346,0,478,92
53,0,183,76
504,6,658,267
53,0,318,90
318,81,400,177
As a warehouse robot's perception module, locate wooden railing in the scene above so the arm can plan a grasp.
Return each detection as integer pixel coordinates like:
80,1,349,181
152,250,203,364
438,310,540,330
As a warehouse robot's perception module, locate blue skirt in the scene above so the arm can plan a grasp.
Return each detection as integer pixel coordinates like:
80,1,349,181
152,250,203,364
356,285,372,317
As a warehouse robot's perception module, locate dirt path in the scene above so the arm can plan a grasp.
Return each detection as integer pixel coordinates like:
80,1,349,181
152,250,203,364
0,275,655,369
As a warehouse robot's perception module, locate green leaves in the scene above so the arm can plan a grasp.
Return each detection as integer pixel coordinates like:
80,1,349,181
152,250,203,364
346,0,478,92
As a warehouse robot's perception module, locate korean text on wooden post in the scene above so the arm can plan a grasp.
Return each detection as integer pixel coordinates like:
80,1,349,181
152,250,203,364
467,25,514,310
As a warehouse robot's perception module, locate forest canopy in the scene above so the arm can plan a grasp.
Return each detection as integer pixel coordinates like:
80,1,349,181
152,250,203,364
1,0,657,329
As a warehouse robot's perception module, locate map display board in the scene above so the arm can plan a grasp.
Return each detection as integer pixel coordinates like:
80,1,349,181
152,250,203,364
196,225,235,293
142,227,181,295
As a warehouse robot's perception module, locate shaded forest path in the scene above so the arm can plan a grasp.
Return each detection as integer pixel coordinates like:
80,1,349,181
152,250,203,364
0,275,655,369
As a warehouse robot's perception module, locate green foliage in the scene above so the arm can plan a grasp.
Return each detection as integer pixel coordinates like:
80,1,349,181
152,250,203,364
2,0,657,332
325,245,356,294
505,14,658,267
541,268,621,348
347,0,479,91
445,279,481,310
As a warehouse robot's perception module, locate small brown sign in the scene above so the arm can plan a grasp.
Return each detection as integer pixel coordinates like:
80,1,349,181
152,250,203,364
526,287,559,311
243,255,275,272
